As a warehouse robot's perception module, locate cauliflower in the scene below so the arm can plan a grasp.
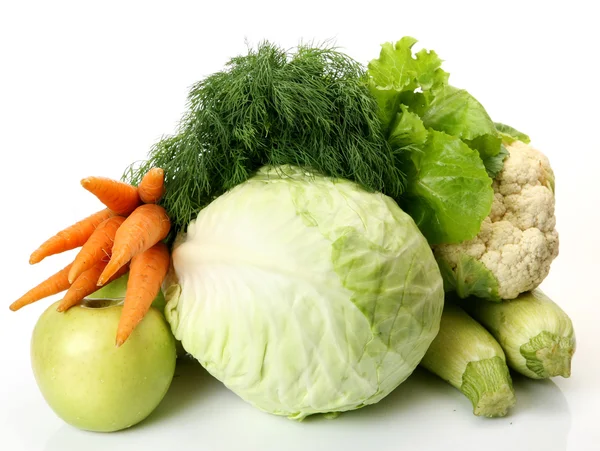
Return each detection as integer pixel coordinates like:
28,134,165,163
434,140,558,300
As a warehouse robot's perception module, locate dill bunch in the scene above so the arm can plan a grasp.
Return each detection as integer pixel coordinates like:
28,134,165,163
124,41,404,231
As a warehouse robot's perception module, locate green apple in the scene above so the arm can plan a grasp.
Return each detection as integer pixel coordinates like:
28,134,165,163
31,297,177,432
86,273,167,312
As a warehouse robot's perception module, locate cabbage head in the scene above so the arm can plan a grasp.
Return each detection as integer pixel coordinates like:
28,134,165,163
164,165,444,420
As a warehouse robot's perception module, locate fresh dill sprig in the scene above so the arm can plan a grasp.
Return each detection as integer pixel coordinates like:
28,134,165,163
124,41,404,232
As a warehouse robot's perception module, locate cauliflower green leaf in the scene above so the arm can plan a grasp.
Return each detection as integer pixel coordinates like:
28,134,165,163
480,145,510,179
495,122,531,144
436,254,501,301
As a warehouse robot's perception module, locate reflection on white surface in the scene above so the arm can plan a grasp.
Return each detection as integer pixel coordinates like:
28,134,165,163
43,357,571,451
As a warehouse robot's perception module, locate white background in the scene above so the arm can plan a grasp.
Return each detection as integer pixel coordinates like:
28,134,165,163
1,1,599,450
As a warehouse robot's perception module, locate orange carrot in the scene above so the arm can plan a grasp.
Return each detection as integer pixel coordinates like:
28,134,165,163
29,209,115,264
68,216,126,283
138,167,165,204
81,176,140,215
97,204,171,286
10,263,73,311
57,260,130,312
116,242,170,346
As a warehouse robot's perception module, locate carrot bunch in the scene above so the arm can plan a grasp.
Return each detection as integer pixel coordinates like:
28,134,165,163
10,167,171,347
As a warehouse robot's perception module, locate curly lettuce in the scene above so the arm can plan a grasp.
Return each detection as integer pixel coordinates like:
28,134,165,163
368,37,506,244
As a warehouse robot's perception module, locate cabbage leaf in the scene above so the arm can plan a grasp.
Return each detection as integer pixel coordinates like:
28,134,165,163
165,166,444,420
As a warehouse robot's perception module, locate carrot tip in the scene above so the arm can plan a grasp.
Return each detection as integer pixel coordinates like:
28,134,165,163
97,260,124,287
67,270,81,285
97,271,111,286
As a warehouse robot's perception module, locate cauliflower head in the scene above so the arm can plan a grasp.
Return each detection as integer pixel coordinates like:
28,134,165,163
434,140,558,300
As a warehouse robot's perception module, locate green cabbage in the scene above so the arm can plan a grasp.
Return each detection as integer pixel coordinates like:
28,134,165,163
164,166,444,420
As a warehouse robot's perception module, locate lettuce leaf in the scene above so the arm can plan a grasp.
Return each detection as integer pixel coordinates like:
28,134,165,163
368,37,448,132
401,131,494,244
422,87,496,139
368,38,497,244
368,36,448,94
388,105,428,149
421,86,504,176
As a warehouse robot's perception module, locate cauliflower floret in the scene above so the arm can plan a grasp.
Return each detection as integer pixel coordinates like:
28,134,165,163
434,141,558,300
